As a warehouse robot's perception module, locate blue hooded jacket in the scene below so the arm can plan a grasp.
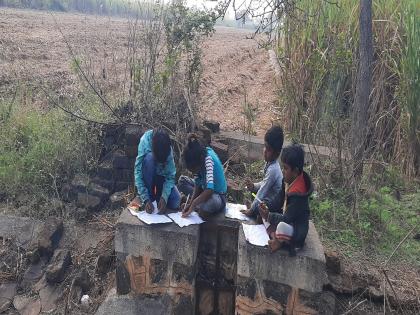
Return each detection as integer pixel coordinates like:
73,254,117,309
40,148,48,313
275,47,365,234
134,130,176,203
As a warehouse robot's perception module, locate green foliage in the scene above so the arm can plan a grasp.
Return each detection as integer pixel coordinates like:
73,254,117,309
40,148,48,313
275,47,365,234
0,96,99,198
311,179,420,264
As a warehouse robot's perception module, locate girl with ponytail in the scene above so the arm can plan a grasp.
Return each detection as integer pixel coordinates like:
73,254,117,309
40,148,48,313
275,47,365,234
179,134,227,219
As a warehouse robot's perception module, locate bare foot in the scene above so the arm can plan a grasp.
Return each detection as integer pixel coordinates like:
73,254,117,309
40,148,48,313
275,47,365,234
268,239,282,253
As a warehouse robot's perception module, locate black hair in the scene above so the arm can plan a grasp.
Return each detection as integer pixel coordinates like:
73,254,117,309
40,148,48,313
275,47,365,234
182,133,207,171
152,128,171,163
264,125,284,154
280,144,305,173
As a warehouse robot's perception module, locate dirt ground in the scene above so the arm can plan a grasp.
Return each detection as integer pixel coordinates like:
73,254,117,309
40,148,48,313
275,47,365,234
0,8,277,135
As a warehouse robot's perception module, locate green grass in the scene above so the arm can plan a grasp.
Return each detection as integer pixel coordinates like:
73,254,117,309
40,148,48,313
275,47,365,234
0,96,100,199
311,182,420,265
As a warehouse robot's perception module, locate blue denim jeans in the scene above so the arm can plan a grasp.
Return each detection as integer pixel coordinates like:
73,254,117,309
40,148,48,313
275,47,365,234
140,152,181,209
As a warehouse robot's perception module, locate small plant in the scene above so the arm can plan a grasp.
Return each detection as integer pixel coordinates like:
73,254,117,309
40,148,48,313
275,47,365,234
240,90,257,136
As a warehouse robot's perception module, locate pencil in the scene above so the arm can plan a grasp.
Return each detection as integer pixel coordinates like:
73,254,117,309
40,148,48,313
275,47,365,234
183,194,190,212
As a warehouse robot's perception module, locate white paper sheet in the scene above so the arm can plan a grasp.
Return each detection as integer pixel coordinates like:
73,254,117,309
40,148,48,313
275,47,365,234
128,201,172,224
262,218,270,229
242,223,270,247
137,211,173,225
167,212,205,227
225,203,250,221
128,208,140,216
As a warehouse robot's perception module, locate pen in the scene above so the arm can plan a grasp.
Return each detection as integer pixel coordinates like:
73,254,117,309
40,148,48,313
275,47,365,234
252,193,263,204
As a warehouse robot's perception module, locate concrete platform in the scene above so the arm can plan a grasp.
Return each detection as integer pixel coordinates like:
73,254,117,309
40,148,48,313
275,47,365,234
235,221,328,314
113,209,329,314
114,209,200,315
115,209,199,266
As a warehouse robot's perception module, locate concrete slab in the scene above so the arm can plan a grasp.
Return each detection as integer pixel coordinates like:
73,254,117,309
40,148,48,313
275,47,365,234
237,221,327,293
218,130,343,163
114,209,200,314
115,209,199,266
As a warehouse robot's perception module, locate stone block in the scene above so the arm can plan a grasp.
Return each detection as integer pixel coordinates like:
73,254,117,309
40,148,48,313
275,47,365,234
88,183,110,200
235,221,328,314
211,141,229,164
124,145,138,158
0,283,17,313
13,295,41,315
325,249,341,274
102,123,125,137
97,160,114,181
114,169,133,182
113,151,131,169
76,193,103,211
46,250,72,284
71,174,90,192
125,125,144,146
37,218,64,258
109,191,127,210
196,127,212,146
0,215,42,249
203,120,220,133
115,181,132,193
92,178,115,193
96,253,113,276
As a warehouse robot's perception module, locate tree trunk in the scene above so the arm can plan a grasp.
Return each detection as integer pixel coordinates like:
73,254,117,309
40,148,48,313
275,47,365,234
351,0,373,179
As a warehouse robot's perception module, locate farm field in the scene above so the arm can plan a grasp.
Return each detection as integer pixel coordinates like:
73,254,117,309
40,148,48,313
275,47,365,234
0,8,277,135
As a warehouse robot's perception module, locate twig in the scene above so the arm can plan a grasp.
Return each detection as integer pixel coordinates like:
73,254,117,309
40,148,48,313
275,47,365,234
382,269,406,315
48,12,125,124
341,299,367,315
384,225,416,266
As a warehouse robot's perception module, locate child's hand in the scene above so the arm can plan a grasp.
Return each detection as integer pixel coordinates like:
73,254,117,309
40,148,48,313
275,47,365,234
258,202,269,221
240,209,253,217
245,178,254,192
158,198,167,214
182,206,193,218
144,201,154,214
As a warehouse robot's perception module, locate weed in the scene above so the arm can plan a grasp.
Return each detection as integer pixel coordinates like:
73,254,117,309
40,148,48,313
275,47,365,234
0,97,100,200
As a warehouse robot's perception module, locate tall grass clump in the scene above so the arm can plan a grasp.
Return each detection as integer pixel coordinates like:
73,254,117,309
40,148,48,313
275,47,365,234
0,94,100,199
278,0,419,180
275,1,419,262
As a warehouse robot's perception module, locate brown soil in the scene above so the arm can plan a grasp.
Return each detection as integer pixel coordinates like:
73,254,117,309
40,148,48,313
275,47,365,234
198,27,279,136
0,8,277,135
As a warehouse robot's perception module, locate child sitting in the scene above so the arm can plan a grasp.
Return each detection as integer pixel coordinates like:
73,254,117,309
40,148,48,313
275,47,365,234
241,125,284,218
258,144,313,255
133,128,181,214
179,134,227,219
